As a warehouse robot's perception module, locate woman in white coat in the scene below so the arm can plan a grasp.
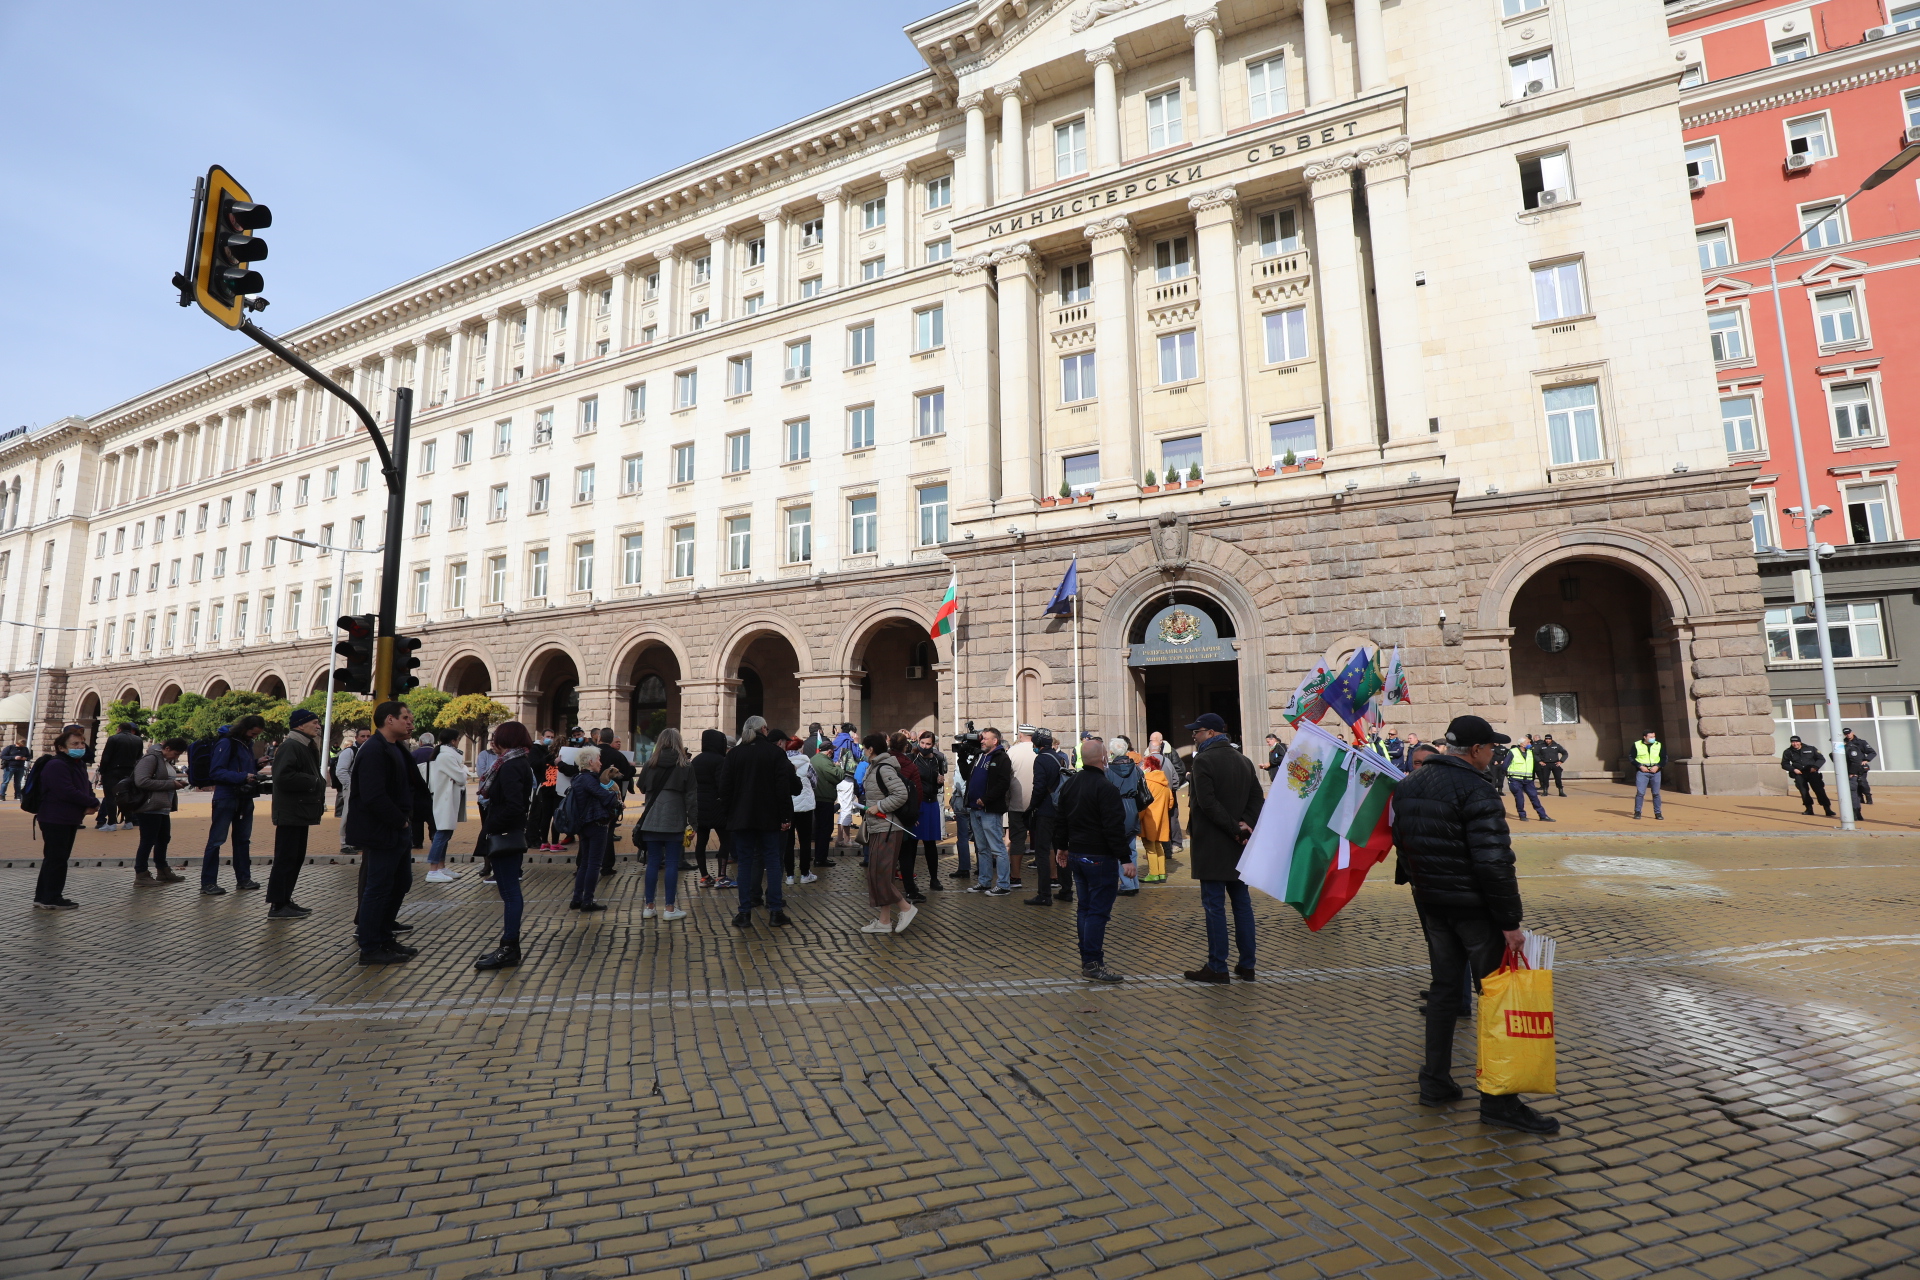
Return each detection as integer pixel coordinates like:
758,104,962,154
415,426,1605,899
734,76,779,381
423,730,470,883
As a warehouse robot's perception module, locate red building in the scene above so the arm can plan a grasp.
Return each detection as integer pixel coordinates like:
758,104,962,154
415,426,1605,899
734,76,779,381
1671,0,1920,780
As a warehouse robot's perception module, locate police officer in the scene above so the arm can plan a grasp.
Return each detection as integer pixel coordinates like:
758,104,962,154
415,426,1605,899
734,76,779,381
1534,735,1567,796
1841,728,1876,811
1781,735,1836,818
1504,738,1552,821
1632,730,1665,821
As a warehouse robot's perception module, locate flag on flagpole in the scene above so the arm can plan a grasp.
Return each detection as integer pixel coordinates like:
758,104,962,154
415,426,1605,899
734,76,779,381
1044,557,1078,616
1383,646,1409,706
930,571,958,638
1322,647,1385,728
1238,721,1401,931
1281,661,1332,727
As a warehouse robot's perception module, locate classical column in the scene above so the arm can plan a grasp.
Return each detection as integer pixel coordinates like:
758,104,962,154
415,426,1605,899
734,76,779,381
1190,187,1252,483
881,165,909,275
1187,11,1224,140
521,299,545,377
759,209,786,308
608,268,630,349
814,186,845,292
1087,47,1123,172
566,280,590,364
1302,0,1334,108
1086,216,1140,495
996,80,1029,200
961,94,990,209
949,252,1001,522
705,230,732,324
448,329,469,401
1361,139,1426,445
1354,0,1388,92
1306,159,1376,452
655,252,679,339
798,671,856,729
994,243,1042,514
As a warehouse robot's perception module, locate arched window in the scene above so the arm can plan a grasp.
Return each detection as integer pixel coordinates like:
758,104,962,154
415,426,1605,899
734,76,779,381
49,465,65,518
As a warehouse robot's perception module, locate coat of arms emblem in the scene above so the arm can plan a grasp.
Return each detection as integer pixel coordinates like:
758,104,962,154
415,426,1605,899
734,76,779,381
1157,609,1201,645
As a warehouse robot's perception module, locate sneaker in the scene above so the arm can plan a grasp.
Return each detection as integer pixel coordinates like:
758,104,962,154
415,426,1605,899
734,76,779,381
967,884,989,893
642,906,656,920
200,884,227,896
33,900,77,911
731,911,752,927
1655,813,1665,821
1083,966,1125,984
425,869,457,883
236,880,261,891
785,876,795,885
985,887,1011,897
716,878,737,889
893,904,918,934
904,891,926,904
661,909,687,921
699,876,715,888
267,904,312,919
860,920,893,933
480,874,497,884
800,873,819,884
1183,968,1230,984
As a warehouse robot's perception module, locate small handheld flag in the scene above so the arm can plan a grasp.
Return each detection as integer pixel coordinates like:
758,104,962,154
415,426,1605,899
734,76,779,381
1044,557,1078,617
931,572,958,639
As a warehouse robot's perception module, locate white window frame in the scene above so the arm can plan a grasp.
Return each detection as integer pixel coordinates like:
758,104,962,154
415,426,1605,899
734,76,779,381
1685,139,1722,186
1532,258,1588,323
621,453,644,495
1257,208,1300,257
785,417,812,462
915,391,946,438
1054,117,1089,179
574,464,596,504
578,396,599,434
1539,692,1578,724
785,505,813,564
916,484,949,547
1062,452,1100,497
1061,351,1097,404
925,239,953,264
848,404,876,451
914,305,945,352
1696,223,1734,271
625,383,646,421
848,323,876,367
1798,200,1848,250
1785,111,1834,162
1246,53,1288,122
574,540,595,592
672,443,696,485
1720,394,1764,458
1827,378,1883,446
1708,305,1749,364
1145,86,1185,151
1263,307,1309,365
925,174,952,210
726,516,752,572
862,196,887,231
528,549,549,599
620,533,644,586
848,495,879,555
1153,236,1192,282
1765,600,1886,663
1771,36,1812,64
671,526,695,579
488,485,508,522
728,354,753,398
674,369,698,410
1157,330,1199,384
1543,382,1605,466
1812,287,1866,349
785,338,813,382
726,431,751,475
530,475,551,513
1509,48,1557,100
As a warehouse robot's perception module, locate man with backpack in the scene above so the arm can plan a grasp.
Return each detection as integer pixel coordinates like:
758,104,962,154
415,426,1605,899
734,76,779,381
199,716,271,896
95,722,145,830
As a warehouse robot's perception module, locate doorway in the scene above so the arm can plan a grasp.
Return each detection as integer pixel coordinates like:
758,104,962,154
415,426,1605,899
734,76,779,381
1127,594,1243,744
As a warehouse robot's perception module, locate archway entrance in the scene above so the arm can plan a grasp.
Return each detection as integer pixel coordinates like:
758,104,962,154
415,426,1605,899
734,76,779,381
256,674,286,699
855,619,939,737
156,684,182,706
204,679,230,699
1128,594,1242,744
525,650,581,736
620,641,682,763
74,691,102,745
445,655,492,696
733,633,800,734
1508,558,1682,779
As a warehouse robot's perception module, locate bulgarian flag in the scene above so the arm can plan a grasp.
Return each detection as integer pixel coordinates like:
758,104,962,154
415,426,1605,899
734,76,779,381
930,571,958,639
1239,721,1401,931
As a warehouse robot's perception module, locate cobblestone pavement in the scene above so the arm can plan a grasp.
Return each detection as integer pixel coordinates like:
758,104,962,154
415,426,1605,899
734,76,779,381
3,836,1918,1280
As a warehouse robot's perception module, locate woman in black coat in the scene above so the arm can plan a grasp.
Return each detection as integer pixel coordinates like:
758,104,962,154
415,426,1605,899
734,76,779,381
474,721,537,971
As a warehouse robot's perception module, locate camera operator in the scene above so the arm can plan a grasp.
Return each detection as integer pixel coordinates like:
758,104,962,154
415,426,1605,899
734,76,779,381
198,715,272,896
950,723,982,882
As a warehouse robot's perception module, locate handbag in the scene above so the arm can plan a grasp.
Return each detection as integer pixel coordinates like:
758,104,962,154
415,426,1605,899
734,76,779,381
1476,947,1557,1096
486,830,529,856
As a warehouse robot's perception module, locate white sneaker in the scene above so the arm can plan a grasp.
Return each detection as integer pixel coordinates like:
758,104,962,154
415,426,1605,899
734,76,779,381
661,908,687,921
642,906,656,919
424,869,455,883
800,873,818,884
893,903,918,934
785,875,795,885
859,920,893,933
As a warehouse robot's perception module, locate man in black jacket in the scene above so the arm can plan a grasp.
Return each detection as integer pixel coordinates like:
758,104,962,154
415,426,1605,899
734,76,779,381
1781,735,1835,817
1534,736,1567,797
1391,714,1557,1135
1841,727,1876,811
690,729,731,883
346,702,418,964
719,715,802,927
1023,730,1071,906
1051,739,1135,983
96,722,145,830
1184,713,1263,984
965,727,1013,894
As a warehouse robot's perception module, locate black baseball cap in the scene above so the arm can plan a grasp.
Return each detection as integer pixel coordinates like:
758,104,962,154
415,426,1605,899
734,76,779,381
1790,735,1803,742
1443,715,1510,747
1185,713,1229,732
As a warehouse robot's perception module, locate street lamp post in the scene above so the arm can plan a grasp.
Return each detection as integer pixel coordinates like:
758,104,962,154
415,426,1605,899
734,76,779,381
1762,139,1920,831
2,620,95,751
275,535,384,756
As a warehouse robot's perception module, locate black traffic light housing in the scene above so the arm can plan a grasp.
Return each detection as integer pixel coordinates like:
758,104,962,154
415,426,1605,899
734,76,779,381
391,634,424,694
333,614,376,695
173,165,271,329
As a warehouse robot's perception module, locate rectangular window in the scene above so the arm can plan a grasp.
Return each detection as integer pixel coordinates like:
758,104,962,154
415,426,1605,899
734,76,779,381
1800,202,1845,249
574,464,596,504
412,567,431,615
785,506,812,563
1246,54,1288,120
1263,307,1308,363
1832,382,1879,443
786,417,812,462
450,561,468,609
219,497,233,525
915,391,946,437
675,369,698,409
1510,48,1556,98
1146,87,1184,150
801,218,824,248
672,526,695,578
640,324,658,344
455,429,473,464
1815,290,1860,346
529,549,549,598
212,549,226,577
1680,63,1704,88
1907,88,1920,130
621,533,643,586
1519,149,1572,208
488,555,506,604
1539,692,1577,724
862,196,887,230
848,405,876,450
1504,0,1547,14
210,604,223,642
1897,1,1920,32
1054,118,1088,179
690,308,710,331
727,431,751,473
451,493,469,529
316,526,332,557
533,409,554,445
1685,141,1720,185
1063,452,1100,496
257,599,272,636
625,383,646,420
785,339,812,381
746,237,766,266
339,579,353,614
418,439,437,475
925,239,952,264
1153,236,1192,282
1766,601,1884,662
925,174,952,210
644,270,660,300
578,397,599,433
915,305,945,351
1162,434,1204,481
622,453,643,494
743,294,764,316
692,254,711,284
1750,497,1774,551
197,504,209,531
849,323,876,367
1708,308,1746,362
861,257,886,281
728,354,753,396
1786,113,1831,160
493,419,512,454
1533,259,1586,321
242,490,256,520
1061,351,1097,403
237,543,251,573
1059,261,1091,303
726,516,752,571
530,475,550,512
800,276,823,299
574,540,595,592
1696,225,1732,270
1257,209,1300,256
673,443,695,484
917,484,949,546
1721,396,1759,454
1544,383,1604,465
1772,36,1811,63
415,501,431,535
488,485,507,521
1158,330,1198,383
169,558,181,587
849,496,878,554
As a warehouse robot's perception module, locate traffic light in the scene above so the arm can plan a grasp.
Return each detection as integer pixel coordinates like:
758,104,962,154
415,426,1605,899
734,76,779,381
173,165,271,329
333,614,376,695
391,633,424,694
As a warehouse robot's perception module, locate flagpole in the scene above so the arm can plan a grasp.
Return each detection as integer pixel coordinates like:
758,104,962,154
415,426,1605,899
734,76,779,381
1072,588,1082,744
1010,556,1019,729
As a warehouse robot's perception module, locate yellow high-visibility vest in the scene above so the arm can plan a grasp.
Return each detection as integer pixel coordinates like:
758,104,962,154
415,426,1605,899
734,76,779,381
1509,747,1535,775
1635,740,1663,767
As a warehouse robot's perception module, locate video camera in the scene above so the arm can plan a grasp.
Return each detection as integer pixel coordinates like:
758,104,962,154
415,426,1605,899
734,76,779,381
951,720,981,754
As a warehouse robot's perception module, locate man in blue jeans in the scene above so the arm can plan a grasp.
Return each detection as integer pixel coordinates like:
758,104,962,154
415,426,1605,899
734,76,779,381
1051,739,1135,982
719,715,802,927
1181,713,1264,984
1,735,29,799
965,726,1012,895
200,716,271,895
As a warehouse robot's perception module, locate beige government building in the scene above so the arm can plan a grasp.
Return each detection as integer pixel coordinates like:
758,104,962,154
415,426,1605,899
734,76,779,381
3,0,1780,791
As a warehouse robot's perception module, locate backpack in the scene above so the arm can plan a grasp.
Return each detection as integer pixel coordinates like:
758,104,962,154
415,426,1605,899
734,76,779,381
553,777,604,836
893,753,923,810
116,774,144,811
18,754,53,815
187,739,217,788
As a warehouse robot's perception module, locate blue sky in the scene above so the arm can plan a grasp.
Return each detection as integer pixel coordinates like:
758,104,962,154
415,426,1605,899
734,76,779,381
0,1,929,429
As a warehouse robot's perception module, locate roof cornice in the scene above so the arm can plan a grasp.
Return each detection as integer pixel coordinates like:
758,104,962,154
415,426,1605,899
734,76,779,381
1680,31,1920,127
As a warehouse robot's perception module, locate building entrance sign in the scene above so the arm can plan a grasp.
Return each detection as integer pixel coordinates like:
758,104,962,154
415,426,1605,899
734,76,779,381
1129,602,1234,667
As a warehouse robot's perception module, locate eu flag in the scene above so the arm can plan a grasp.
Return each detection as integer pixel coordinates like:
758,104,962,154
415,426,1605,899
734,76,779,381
1044,558,1078,616
1321,647,1373,727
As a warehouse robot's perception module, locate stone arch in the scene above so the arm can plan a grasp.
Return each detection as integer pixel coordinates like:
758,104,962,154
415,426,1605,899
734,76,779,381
607,624,691,753
202,676,232,699
155,683,183,706
842,602,942,738
438,649,493,696
830,598,937,673
305,667,332,697
72,690,102,745
712,613,810,734
516,644,584,735
1475,527,1711,631
255,672,287,699
115,685,141,706
711,613,816,682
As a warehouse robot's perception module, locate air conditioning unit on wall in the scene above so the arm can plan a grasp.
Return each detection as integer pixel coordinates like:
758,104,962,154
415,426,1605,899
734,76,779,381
1864,23,1894,39
905,665,926,680
1785,152,1815,171
1688,175,1706,191
1538,188,1570,207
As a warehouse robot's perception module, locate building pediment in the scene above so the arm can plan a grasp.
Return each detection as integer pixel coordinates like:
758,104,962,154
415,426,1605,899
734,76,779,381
1703,276,1751,298
1799,254,1868,284
911,0,1198,90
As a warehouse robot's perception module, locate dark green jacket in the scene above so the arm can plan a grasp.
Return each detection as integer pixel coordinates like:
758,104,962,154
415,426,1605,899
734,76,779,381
271,732,326,827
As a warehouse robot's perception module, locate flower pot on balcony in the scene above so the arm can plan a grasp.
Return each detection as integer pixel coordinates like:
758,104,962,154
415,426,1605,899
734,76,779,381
1281,464,1299,474
1141,484,1162,494
1255,467,1276,478
1039,496,1058,508
1301,458,1324,471
1073,492,1094,504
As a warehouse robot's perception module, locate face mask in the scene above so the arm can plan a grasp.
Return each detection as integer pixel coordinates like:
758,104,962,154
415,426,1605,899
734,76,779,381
67,748,86,759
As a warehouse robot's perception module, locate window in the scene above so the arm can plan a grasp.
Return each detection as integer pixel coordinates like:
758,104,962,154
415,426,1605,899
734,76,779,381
915,305,945,351
574,540,595,592
418,439,437,475
449,561,468,609
1510,48,1556,97
451,493,469,529
1146,87,1184,150
1897,1,1920,32
487,555,506,604
165,611,177,647
1750,496,1775,551
1059,261,1091,304
1679,63,1704,88
578,397,599,434
644,270,660,300
1696,225,1732,271
188,608,200,642
263,538,276,566
243,490,257,520
1800,202,1845,249
1787,113,1831,160
90,577,100,603
1831,381,1879,443
488,485,507,521
1061,351,1097,403
1539,692,1577,724
1158,330,1198,383
743,294,764,316
1771,36,1811,64
1270,417,1318,463
621,533,643,586
925,239,952,264
728,355,753,397
574,465,596,504
671,526,695,578
1907,88,1920,131
691,310,711,332
926,174,952,210
800,276,823,299
1544,383,1603,465
675,369,698,409
1161,434,1204,481
1708,308,1747,362
1533,259,1586,321
218,497,233,525
915,391,945,437
849,323,876,366
1766,601,1884,662
1774,693,1919,768
785,506,812,563
1845,481,1895,544
287,591,302,631
533,409,554,445
1685,141,1720,185
641,324,658,344
529,548,549,597
1063,452,1100,496
494,419,512,454
673,443,695,484
1519,149,1572,208
746,237,766,267
785,339,812,381
196,504,209,531
1054,118,1088,179
726,516,751,571
257,598,272,636
1258,209,1300,256
849,496,878,554
801,218,824,248
415,501,432,535
169,558,181,587
340,579,354,613
237,543,251,573
622,453,644,494
455,429,473,464
692,254,711,284
1264,307,1309,363
848,405,876,450
862,196,887,230
861,257,886,281
625,383,646,420
1153,236,1192,282
726,431,751,474
530,475,551,512
1721,396,1759,455
1246,54,1288,120
412,568,430,614
917,484,949,546
1816,290,1860,346
786,417,812,462
292,479,308,508
210,604,223,643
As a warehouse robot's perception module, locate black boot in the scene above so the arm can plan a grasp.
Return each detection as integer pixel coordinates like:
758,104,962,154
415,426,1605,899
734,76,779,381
1479,1092,1560,1134
473,941,521,970
1418,1016,1463,1105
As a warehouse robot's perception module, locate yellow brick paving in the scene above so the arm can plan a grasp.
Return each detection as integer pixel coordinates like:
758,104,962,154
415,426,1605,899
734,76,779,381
2,835,1917,1280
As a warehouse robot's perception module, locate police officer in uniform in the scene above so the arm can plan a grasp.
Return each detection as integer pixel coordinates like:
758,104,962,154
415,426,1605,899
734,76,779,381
1504,739,1552,821
1781,735,1836,818
1841,728,1876,811
1534,735,1567,796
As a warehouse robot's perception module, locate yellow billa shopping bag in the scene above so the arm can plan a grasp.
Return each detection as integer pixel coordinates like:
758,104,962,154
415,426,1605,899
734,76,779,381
1476,956,1557,1095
